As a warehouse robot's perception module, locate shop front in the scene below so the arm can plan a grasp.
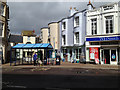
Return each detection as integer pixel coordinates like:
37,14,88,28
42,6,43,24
86,35,120,65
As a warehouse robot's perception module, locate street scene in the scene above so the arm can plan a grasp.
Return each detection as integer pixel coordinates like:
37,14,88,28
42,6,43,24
0,0,120,89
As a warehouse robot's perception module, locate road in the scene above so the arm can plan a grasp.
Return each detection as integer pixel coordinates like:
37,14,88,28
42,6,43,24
2,67,120,89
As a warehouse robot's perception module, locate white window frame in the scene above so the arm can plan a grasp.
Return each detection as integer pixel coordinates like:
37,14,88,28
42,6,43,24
74,16,79,27
91,18,97,35
105,16,114,34
62,22,66,30
74,32,79,44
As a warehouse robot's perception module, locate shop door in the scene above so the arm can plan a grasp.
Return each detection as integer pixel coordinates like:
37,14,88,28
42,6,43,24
104,50,110,64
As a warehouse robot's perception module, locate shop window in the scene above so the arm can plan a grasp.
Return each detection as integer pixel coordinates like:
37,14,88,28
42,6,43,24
105,16,113,34
111,50,116,61
91,18,97,35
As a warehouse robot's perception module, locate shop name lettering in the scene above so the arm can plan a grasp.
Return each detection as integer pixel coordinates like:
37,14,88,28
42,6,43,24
100,37,119,41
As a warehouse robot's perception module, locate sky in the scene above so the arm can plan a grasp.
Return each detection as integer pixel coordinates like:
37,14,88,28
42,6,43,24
7,0,119,35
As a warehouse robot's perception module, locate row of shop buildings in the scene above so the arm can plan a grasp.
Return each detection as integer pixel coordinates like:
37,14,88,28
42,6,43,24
41,1,120,65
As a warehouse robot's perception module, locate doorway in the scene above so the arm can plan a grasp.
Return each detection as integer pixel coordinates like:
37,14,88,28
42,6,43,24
104,50,110,64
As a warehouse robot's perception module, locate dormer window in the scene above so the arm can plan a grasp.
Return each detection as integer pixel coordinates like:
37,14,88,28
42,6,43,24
103,5,114,11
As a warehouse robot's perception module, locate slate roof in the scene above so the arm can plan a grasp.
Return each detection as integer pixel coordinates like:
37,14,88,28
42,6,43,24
9,34,23,43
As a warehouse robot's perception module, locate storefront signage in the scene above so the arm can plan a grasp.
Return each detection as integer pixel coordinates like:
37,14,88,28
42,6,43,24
86,36,120,41
90,47,99,64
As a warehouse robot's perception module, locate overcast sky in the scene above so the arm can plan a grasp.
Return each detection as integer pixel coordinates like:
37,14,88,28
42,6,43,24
7,1,118,35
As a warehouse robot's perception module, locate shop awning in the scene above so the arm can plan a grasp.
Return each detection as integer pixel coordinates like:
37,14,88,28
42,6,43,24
12,43,53,49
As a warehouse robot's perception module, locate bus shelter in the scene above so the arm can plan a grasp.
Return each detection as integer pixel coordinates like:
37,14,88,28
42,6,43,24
10,43,53,66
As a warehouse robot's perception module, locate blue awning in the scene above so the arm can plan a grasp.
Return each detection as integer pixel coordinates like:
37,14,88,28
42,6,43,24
12,43,53,49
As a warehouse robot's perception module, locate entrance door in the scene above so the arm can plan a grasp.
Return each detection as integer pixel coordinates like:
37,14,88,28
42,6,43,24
104,50,110,64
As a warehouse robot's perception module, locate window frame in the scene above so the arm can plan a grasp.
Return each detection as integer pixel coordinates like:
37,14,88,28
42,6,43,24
105,16,114,34
74,32,79,44
74,16,79,27
91,18,97,35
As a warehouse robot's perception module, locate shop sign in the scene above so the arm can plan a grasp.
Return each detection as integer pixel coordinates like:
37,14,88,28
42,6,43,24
86,36,120,41
90,47,99,64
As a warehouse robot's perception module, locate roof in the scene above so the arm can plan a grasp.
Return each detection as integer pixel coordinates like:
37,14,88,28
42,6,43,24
12,43,53,49
9,34,23,43
21,30,36,36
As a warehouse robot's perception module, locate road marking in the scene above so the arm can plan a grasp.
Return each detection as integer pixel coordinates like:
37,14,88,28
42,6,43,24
7,85,26,88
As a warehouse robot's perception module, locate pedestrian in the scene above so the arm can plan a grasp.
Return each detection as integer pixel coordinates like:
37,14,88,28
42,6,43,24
33,52,37,66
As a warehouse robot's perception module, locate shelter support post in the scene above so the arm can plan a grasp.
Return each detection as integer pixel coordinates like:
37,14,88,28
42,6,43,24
15,49,16,66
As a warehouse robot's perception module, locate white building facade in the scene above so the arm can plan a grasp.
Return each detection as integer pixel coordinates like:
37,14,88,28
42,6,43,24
86,2,120,65
59,7,86,62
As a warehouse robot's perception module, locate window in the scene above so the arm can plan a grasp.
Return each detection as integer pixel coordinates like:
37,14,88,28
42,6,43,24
91,19,97,35
62,35,66,45
0,22,3,36
105,16,113,34
62,22,66,30
0,4,5,16
74,16,79,27
103,5,114,11
27,36,30,42
75,32,79,44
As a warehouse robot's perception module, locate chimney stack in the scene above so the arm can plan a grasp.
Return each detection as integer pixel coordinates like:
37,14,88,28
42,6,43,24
69,7,78,16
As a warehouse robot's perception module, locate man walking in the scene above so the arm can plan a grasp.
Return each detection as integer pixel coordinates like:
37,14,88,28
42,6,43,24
33,52,37,66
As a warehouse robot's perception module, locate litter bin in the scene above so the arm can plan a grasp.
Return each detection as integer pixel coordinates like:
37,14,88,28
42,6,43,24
56,56,60,65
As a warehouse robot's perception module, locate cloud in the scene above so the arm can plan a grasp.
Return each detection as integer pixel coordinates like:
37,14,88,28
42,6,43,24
8,2,110,35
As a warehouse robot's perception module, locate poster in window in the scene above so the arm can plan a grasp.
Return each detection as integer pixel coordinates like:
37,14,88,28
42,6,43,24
90,47,99,61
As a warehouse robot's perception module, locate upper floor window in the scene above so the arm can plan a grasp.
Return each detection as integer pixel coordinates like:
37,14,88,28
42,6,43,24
74,16,79,27
62,35,66,45
27,36,30,42
0,4,5,16
62,22,66,30
74,32,79,44
103,5,114,11
105,16,113,34
91,18,97,35
0,22,4,36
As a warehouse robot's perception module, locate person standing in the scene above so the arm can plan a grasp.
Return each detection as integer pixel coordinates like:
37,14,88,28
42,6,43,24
33,52,37,66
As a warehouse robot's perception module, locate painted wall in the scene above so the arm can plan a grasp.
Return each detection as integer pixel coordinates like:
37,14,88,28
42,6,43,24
41,28,49,43
48,23,59,50
23,36,36,44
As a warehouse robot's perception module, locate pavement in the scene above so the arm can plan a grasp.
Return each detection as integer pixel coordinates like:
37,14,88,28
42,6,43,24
2,62,120,70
